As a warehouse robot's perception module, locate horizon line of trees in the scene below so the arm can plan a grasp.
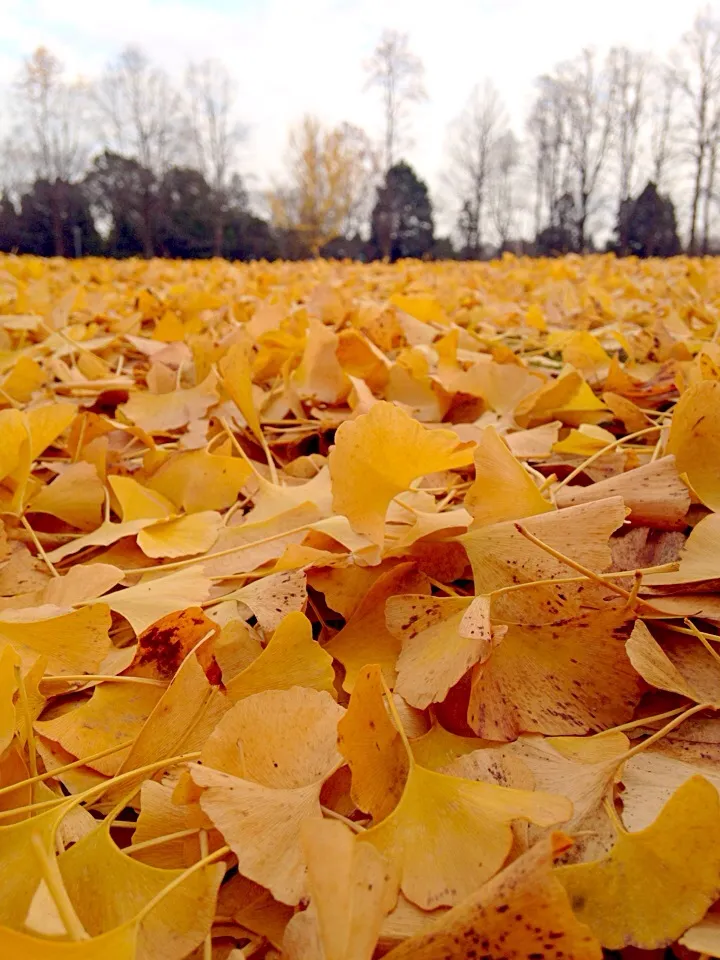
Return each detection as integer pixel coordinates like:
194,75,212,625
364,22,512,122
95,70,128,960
1,7,718,261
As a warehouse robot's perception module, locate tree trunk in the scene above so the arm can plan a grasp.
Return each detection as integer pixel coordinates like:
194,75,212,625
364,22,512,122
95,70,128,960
51,180,64,257
213,212,223,258
689,145,706,255
702,144,717,254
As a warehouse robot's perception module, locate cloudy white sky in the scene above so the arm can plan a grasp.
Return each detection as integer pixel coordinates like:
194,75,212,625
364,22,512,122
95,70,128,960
0,0,706,227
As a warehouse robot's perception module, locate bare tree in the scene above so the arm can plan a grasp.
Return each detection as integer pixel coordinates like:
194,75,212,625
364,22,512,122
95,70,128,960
95,46,182,176
610,47,648,204
13,47,90,254
551,49,618,249
364,29,426,171
446,80,507,256
527,76,569,236
490,131,521,248
650,63,679,189
185,58,245,255
672,9,720,253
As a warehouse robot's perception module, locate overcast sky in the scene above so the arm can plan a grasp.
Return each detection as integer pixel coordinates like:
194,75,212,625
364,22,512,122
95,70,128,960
0,0,707,226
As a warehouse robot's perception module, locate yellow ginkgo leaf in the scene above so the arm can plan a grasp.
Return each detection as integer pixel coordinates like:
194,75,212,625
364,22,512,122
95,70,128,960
382,833,601,960
409,722,485,771
0,643,19,754
625,620,700,699
225,610,335,701
0,799,75,926
514,369,583,429
553,423,617,456
0,408,29,481
111,648,228,794
39,563,124,608
561,331,611,378
667,379,720,511
504,732,629,861
219,341,264,443
390,295,447,326
146,447,252,513
46,518,158,564
202,686,344,787
56,821,225,960
293,317,350,404
337,665,410,821
193,762,321,905
680,907,720,957
202,502,322,578
0,922,137,959
361,762,571,909
1,355,45,402
27,402,77,460
108,476,175,522
642,512,720,589
464,427,552,527
555,455,690,528
130,781,202,869
0,604,111,674
283,819,397,960
328,401,475,544
325,563,430,692
221,568,307,632
217,873,294,949
388,594,503,710
29,462,105,530
35,681,165,775
557,776,720,949
137,511,222,559
104,567,212,636
468,606,641,740
119,373,218,433
460,496,627,595
621,748,720,832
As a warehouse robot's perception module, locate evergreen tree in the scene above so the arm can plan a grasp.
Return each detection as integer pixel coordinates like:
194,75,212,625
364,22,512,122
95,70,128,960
16,179,101,257
612,181,681,257
0,194,19,252
369,161,434,260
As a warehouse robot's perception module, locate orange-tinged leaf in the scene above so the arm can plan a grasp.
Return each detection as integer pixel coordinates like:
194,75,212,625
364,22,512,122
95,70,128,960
667,379,720,511
465,427,553,526
283,819,397,960
219,341,264,443
337,664,410,821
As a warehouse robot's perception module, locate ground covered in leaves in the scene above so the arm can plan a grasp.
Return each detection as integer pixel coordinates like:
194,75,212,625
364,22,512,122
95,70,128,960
1,253,720,959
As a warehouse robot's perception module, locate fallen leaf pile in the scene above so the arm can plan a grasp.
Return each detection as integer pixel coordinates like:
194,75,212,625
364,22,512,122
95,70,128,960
1,252,720,958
